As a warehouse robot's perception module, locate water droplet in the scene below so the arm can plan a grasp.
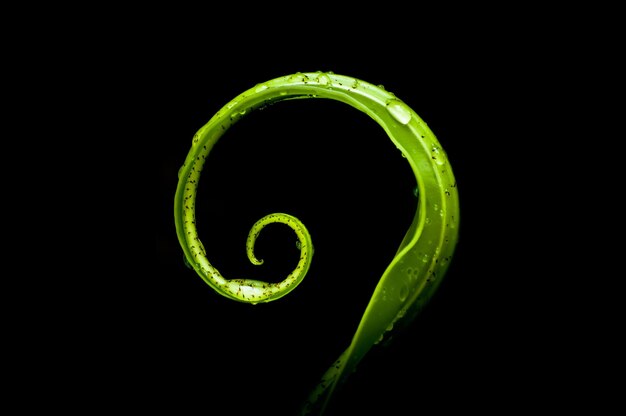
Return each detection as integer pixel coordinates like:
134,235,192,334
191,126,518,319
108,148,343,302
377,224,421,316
431,145,447,165
413,186,419,197
316,72,331,85
399,284,408,302
255,84,268,93
422,253,429,263
386,99,412,125
290,72,306,82
296,240,302,250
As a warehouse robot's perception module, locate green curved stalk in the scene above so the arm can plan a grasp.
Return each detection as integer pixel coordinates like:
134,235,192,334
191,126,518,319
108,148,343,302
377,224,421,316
174,72,460,415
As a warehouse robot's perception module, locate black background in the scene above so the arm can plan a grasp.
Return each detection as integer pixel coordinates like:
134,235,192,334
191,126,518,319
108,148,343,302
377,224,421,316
9,7,617,415
147,50,535,415
24,19,589,415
